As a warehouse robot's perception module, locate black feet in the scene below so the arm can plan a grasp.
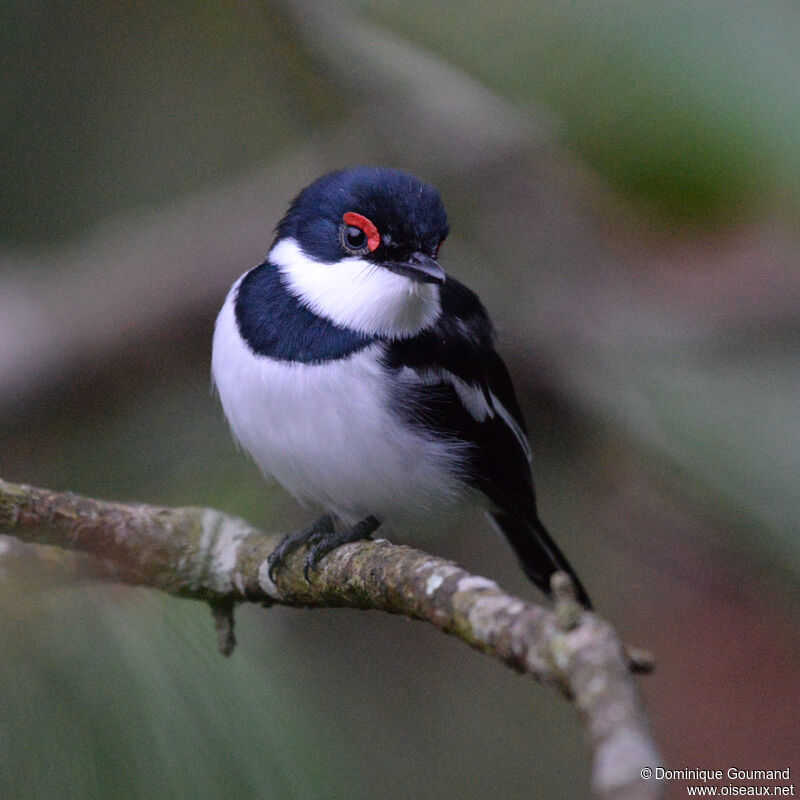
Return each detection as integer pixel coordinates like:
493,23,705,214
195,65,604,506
267,514,380,582
266,514,334,581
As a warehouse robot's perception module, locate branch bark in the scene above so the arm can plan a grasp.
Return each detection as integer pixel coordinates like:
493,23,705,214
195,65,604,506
0,477,663,799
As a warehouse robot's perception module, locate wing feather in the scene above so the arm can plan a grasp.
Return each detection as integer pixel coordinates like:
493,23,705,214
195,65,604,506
383,275,590,607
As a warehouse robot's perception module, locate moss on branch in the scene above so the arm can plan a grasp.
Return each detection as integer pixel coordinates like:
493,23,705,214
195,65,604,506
0,477,663,800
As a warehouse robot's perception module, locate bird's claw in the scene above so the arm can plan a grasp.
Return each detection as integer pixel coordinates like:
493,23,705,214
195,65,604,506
265,545,289,583
302,526,351,582
266,514,334,582
303,549,321,583
269,515,381,584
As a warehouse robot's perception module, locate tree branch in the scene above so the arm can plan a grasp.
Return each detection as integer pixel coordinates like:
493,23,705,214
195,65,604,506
0,477,663,799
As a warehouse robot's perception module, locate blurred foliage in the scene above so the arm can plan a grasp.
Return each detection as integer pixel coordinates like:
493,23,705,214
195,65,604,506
1,1,799,798
0,589,343,800
0,2,341,244
3,0,799,245
359,0,800,221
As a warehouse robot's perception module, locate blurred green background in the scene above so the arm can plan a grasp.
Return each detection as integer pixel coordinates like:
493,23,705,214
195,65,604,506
1,2,798,798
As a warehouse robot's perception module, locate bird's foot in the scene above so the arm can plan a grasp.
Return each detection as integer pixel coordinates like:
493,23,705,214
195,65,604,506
267,514,335,581
266,514,380,582
302,515,380,581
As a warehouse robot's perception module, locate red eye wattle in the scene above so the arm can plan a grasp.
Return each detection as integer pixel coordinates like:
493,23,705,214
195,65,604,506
342,212,381,252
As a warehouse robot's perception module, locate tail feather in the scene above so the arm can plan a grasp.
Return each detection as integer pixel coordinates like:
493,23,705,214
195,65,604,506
488,510,592,609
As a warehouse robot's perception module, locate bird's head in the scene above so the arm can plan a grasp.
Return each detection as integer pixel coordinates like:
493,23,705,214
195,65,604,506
269,166,449,338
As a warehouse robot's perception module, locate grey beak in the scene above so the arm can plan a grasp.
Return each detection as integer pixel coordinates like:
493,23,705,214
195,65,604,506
384,252,446,284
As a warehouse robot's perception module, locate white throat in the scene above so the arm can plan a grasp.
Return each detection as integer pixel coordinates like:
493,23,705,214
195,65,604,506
270,237,441,338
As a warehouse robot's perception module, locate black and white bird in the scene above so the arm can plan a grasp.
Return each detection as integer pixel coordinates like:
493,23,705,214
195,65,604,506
212,166,591,608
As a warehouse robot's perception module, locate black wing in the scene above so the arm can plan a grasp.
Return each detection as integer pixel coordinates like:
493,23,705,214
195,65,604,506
384,277,591,607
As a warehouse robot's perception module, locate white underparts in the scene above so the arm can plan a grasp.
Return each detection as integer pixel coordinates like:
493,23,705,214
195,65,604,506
270,237,442,338
211,286,467,524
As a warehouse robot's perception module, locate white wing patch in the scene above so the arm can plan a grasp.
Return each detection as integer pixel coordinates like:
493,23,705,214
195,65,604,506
491,391,532,463
401,367,532,462
400,366,494,421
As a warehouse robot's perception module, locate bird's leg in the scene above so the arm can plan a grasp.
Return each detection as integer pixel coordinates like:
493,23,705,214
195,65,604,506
266,513,335,581
303,515,381,581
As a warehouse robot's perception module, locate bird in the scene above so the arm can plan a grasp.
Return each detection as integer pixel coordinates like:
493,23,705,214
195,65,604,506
211,166,591,608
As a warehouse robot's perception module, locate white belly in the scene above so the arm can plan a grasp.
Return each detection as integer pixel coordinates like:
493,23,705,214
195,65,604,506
211,287,466,523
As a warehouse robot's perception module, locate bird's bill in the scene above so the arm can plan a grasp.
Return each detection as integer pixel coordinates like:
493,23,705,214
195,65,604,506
383,252,446,284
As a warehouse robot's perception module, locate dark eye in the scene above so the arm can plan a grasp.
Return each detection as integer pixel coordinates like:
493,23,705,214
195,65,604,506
341,212,381,254
340,224,369,255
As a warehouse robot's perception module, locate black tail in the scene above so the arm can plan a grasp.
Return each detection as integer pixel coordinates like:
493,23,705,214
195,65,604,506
489,510,592,609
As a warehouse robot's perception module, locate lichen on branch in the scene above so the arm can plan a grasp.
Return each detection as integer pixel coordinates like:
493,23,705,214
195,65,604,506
0,477,663,800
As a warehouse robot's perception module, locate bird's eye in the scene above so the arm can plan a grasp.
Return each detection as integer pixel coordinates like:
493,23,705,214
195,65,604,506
343,225,367,253
341,212,380,255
